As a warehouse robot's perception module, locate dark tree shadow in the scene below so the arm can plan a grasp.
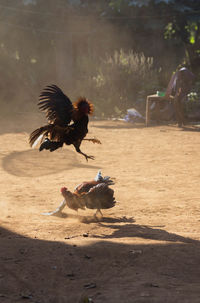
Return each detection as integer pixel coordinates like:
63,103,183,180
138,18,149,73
1,225,200,303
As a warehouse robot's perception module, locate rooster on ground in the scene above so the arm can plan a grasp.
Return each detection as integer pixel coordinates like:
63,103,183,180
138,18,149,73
29,84,101,161
42,171,116,218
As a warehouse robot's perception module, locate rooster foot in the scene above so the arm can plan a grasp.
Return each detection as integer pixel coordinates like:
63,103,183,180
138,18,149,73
85,154,95,161
84,138,101,144
91,138,101,144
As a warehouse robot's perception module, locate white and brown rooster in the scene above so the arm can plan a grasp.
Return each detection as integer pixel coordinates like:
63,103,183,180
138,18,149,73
42,171,116,218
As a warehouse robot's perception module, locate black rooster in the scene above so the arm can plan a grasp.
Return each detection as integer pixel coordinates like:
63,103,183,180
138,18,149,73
29,84,101,161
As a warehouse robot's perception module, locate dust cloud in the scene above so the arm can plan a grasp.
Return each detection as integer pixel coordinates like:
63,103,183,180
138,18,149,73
0,1,133,134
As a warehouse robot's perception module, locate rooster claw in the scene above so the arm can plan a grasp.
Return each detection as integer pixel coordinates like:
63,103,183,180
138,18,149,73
84,138,101,144
85,155,95,161
91,138,101,144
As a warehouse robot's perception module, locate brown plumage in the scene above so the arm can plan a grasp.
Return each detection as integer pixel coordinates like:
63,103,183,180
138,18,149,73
29,84,101,161
60,172,116,217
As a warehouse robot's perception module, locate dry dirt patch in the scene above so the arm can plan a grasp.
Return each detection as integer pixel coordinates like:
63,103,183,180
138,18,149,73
1,120,200,302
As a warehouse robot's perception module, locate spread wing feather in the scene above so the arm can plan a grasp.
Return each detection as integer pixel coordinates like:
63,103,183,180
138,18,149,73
38,84,73,126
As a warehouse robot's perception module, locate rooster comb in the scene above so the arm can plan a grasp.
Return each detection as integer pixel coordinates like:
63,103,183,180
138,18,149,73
61,187,67,193
73,97,94,115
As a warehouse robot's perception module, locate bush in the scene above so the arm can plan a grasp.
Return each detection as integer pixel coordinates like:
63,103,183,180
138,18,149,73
91,49,158,117
185,89,200,116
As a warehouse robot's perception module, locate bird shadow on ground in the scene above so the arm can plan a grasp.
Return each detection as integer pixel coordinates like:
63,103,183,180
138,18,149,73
100,216,135,224
80,215,135,224
1,149,100,177
43,209,196,245
45,212,135,225
92,222,198,244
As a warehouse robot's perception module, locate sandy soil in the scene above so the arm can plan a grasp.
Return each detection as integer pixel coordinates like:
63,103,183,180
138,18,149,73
1,119,200,303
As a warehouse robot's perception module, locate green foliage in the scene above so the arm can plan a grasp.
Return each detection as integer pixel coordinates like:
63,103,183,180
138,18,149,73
187,92,198,102
109,0,124,11
106,0,200,74
164,20,200,45
186,22,198,44
184,79,200,115
185,91,200,115
164,22,176,40
1,0,200,119
162,2,200,71
91,49,158,117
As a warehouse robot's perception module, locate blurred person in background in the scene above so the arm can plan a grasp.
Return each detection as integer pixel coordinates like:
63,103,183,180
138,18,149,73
165,66,195,127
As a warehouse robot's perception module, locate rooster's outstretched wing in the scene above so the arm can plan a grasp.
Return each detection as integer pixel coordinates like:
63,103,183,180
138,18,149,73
38,84,73,126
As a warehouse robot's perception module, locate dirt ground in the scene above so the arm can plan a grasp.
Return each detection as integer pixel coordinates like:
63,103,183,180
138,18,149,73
1,118,200,303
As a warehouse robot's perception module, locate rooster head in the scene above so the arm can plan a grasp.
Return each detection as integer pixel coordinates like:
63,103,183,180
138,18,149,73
61,187,68,194
60,187,73,199
73,97,94,115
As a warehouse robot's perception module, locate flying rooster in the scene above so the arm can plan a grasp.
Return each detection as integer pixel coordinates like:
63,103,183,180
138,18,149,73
42,171,116,218
29,84,101,161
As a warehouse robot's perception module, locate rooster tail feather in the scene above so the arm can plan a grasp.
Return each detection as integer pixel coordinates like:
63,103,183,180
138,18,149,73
94,170,102,181
31,134,44,148
29,125,50,147
42,199,67,216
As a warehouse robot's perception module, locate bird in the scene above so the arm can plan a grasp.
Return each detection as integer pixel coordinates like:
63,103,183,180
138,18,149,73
42,171,116,218
29,84,101,161
73,170,114,195
61,171,116,218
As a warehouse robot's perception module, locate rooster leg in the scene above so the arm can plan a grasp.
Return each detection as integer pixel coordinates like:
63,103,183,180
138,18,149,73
82,152,95,161
73,143,95,161
95,209,103,218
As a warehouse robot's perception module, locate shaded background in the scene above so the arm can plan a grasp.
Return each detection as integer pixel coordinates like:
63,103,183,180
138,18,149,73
0,0,200,119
